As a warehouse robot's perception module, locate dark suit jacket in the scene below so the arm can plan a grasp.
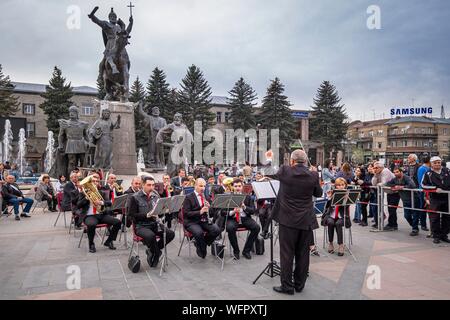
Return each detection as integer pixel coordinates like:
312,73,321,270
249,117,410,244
75,189,111,221
124,187,139,195
182,192,212,227
171,176,183,188
62,181,77,211
272,164,323,230
2,183,24,201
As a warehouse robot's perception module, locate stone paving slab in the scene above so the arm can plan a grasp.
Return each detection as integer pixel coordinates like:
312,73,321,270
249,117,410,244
1,204,449,300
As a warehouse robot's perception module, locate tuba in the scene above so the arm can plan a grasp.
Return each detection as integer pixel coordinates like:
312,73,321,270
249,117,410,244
223,177,234,193
80,175,104,212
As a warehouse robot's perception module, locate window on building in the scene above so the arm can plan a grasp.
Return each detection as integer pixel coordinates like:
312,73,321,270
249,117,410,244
22,103,35,115
81,104,94,116
403,140,407,147
216,112,222,123
415,128,420,134
443,142,448,148
423,140,428,147
393,128,398,135
378,142,382,149
369,131,374,137
422,128,426,134
224,112,230,123
443,128,448,135
377,130,383,136
26,122,35,138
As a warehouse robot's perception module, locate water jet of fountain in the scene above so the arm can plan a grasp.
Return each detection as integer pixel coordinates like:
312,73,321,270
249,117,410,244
2,120,13,163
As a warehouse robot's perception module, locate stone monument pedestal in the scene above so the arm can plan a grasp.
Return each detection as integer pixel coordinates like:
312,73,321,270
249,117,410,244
98,100,137,175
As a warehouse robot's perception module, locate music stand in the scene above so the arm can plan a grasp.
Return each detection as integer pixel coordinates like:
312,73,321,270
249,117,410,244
113,194,131,248
147,197,182,275
329,190,360,262
211,193,246,270
160,195,185,276
252,180,281,285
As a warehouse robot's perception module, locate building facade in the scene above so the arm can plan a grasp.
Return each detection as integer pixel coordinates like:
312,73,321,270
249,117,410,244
347,116,450,165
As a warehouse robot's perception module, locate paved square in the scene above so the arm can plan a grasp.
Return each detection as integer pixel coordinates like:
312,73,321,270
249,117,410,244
0,206,449,300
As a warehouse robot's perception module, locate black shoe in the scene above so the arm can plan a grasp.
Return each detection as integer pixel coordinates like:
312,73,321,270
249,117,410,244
233,251,240,260
433,238,441,244
242,251,251,260
89,244,96,253
273,286,294,295
295,285,304,293
421,226,429,231
15,215,20,221
359,221,368,227
384,225,396,231
261,231,270,240
196,246,204,259
50,209,57,212
104,241,116,250
20,213,31,218
371,224,378,229
151,250,161,267
440,237,450,243
410,230,419,236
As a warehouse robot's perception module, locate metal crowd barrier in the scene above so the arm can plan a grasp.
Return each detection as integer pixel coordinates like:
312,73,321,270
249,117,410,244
316,184,450,232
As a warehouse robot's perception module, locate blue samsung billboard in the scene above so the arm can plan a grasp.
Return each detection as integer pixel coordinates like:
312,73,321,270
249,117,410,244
390,107,433,116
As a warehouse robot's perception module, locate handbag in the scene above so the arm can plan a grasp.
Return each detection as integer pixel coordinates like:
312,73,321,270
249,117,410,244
128,255,141,273
254,236,265,255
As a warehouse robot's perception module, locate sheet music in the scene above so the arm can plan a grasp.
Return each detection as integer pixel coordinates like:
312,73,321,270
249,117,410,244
251,181,276,200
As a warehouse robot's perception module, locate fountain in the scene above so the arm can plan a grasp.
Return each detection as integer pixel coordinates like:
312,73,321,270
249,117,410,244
44,131,55,173
2,119,13,163
17,128,27,176
137,148,145,172
138,148,145,165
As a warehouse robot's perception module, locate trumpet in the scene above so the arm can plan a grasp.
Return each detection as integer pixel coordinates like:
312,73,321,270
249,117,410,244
223,177,234,193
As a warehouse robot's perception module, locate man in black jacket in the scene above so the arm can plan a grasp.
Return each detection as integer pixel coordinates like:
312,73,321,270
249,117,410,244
422,156,450,244
225,179,260,260
2,175,34,220
63,172,82,228
182,178,221,258
127,176,175,267
124,176,142,194
75,174,121,253
271,150,323,295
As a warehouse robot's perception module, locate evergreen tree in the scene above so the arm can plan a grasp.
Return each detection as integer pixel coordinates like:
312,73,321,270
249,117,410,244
129,77,148,153
177,65,215,131
227,77,257,131
258,77,296,160
309,81,348,158
0,64,19,117
145,67,171,120
39,66,74,134
96,74,106,100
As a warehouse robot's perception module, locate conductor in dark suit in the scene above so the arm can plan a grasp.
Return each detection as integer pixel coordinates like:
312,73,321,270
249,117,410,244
272,149,323,295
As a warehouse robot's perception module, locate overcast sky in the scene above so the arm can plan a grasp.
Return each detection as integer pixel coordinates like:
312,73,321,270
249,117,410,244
1,0,449,121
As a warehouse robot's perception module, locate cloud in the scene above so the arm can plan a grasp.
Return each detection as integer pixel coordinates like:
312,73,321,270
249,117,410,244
1,0,449,120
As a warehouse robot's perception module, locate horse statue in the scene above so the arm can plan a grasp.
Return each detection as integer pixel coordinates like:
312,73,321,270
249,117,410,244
89,7,133,102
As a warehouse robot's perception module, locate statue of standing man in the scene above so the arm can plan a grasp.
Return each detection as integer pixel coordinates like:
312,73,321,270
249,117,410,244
137,101,167,168
57,106,90,174
89,109,121,170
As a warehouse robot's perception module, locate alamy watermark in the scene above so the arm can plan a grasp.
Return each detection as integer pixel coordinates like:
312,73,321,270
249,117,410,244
168,121,280,166
366,265,381,290
66,265,81,290
367,5,381,30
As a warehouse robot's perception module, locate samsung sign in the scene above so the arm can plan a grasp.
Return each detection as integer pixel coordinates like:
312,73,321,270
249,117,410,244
390,107,433,116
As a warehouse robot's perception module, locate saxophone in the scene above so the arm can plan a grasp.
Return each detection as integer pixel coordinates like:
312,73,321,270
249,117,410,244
80,175,104,212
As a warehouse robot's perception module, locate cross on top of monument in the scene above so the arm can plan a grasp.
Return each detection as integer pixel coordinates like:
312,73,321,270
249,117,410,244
128,2,135,17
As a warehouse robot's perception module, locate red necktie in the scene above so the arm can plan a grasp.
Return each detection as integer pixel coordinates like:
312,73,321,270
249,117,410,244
166,188,169,197
93,206,97,215
335,206,339,219
111,189,115,203
235,208,240,223
199,193,204,207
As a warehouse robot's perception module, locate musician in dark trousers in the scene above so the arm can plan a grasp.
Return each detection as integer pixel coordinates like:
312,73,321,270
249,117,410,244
75,174,121,253
224,179,260,260
127,176,175,267
271,150,323,295
183,178,221,258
